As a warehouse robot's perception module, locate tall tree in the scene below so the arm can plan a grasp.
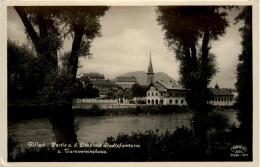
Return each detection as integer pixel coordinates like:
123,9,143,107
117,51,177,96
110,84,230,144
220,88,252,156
156,6,229,113
14,6,109,144
235,6,252,150
157,7,230,159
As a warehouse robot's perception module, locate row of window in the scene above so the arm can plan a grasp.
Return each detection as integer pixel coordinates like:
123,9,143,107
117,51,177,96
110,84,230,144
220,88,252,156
211,98,233,102
147,92,163,97
169,99,184,104
147,92,185,97
94,86,118,89
146,99,185,105
118,83,134,87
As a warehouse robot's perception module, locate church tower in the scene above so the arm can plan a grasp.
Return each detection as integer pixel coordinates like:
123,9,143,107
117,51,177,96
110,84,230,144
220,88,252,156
147,52,154,85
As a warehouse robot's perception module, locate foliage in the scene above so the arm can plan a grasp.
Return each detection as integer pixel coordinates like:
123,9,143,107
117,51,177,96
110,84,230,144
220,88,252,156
131,83,147,97
8,39,43,99
156,6,230,111
14,6,109,144
235,7,252,146
40,68,77,108
9,125,251,161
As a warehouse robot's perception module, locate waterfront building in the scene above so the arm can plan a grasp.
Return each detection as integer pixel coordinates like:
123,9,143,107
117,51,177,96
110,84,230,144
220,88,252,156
208,84,235,106
145,53,234,106
115,77,138,89
145,80,187,106
92,79,118,95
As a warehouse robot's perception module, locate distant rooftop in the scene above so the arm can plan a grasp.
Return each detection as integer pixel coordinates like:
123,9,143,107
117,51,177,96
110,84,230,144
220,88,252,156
92,79,117,86
83,72,104,78
209,88,233,96
116,77,137,82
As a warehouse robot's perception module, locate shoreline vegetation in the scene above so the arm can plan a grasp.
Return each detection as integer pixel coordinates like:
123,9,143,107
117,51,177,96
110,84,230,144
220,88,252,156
8,125,248,162
8,102,235,121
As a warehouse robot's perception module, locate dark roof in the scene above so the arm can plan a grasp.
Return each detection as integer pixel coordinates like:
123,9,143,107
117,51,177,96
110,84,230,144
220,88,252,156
83,73,104,78
116,77,137,82
92,80,117,86
146,82,166,92
209,88,233,96
157,80,183,90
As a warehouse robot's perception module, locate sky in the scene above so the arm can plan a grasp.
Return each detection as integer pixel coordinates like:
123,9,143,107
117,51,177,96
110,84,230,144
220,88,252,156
7,6,243,88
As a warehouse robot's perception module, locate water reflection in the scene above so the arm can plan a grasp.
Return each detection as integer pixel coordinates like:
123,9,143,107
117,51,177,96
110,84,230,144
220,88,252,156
8,111,239,149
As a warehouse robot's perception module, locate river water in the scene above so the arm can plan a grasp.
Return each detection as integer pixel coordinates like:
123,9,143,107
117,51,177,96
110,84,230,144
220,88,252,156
8,111,239,149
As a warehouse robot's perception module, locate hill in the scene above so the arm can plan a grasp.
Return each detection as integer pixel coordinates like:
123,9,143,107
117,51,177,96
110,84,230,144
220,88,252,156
113,71,177,85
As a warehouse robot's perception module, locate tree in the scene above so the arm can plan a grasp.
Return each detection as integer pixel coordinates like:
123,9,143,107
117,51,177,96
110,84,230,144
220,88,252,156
235,6,252,150
14,6,109,144
157,7,231,159
156,6,231,115
156,7,229,113
8,39,42,99
131,83,147,97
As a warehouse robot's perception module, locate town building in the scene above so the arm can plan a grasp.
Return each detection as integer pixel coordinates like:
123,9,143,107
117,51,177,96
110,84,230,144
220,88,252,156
145,54,234,106
208,84,235,106
92,79,118,95
115,77,138,89
146,80,187,106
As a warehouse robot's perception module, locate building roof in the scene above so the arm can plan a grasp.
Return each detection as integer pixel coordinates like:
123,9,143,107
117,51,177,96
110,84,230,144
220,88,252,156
92,80,117,86
157,80,183,90
116,77,137,82
146,80,184,92
209,88,234,96
83,72,104,78
148,53,153,74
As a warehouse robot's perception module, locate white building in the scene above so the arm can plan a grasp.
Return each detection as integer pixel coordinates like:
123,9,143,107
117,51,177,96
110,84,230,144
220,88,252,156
115,77,138,89
145,53,234,106
146,80,187,106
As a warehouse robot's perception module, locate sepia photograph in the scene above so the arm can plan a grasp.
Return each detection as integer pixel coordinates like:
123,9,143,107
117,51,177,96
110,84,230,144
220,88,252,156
1,2,258,166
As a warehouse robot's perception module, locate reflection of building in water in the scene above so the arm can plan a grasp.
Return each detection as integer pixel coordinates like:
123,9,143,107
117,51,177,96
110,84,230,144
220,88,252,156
145,54,234,106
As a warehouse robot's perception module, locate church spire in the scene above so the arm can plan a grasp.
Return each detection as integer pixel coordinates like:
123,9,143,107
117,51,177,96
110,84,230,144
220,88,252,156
147,52,154,85
148,51,153,73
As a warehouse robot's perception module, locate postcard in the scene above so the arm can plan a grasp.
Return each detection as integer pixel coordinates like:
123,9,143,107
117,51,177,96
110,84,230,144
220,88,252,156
1,1,259,167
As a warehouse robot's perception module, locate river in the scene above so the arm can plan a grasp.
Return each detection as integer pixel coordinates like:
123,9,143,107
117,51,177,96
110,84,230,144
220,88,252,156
8,111,239,149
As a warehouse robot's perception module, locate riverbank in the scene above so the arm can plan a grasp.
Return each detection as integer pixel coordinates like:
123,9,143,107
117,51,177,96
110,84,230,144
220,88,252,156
8,101,235,121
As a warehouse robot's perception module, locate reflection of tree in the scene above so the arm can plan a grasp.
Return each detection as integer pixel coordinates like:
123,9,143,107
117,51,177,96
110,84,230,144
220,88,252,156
14,6,109,144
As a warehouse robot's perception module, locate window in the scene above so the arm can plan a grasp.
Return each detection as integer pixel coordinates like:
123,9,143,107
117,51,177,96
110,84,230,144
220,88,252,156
169,100,172,104
161,93,163,96
175,93,178,97
175,100,178,104
156,93,158,96
148,99,150,104
181,100,184,104
152,93,154,96
148,92,150,96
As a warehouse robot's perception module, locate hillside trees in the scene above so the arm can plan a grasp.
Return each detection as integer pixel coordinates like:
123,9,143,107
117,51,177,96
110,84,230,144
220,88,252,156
14,6,109,144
